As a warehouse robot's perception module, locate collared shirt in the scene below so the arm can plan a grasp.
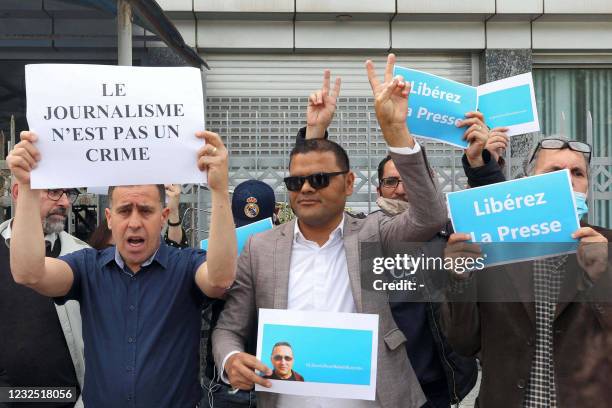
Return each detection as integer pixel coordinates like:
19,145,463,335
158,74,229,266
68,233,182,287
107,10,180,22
287,214,354,312
523,255,567,408
55,242,209,408
1,220,59,249
274,145,421,408
276,216,379,408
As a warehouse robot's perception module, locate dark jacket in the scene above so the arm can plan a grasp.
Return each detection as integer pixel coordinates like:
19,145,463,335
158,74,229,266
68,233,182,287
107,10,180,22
440,223,612,407
374,211,478,404
386,149,503,403
440,154,612,407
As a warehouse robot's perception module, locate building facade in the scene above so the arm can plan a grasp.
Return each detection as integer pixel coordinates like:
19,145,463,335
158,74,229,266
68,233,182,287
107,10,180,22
0,0,610,232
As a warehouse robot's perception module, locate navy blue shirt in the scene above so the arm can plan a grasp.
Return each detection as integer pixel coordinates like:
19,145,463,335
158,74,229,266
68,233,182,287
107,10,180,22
55,242,209,408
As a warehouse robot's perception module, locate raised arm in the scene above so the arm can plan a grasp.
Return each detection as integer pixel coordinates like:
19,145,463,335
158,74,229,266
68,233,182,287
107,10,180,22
7,131,73,297
194,131,237,299
305,69,341,139
366,53,414,149
366,54,447,241
459,114,507,187
164,184,186,246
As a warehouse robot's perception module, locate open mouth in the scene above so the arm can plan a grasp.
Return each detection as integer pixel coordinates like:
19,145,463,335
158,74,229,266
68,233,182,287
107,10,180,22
127,237,145,248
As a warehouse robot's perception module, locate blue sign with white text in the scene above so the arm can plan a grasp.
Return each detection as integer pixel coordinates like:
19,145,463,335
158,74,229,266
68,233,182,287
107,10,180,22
393,66,477,148
447,170,580,265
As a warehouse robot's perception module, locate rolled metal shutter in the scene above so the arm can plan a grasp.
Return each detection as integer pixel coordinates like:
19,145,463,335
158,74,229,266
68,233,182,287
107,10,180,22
202,53,473,211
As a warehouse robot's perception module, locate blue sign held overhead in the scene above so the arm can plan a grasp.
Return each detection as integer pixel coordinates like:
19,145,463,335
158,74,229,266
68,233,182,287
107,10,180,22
477,84,535,129
392,67,540,148
393,66,477,148
447,170,580,265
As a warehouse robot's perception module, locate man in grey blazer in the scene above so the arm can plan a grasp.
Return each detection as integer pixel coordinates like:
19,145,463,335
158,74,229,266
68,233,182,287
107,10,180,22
213,54,447,408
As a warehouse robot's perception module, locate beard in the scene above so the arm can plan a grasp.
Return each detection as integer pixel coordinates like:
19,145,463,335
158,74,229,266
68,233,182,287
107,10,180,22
43,208,67,235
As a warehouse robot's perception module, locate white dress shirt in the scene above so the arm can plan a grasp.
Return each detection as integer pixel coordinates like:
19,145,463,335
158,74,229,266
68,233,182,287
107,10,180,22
275,215,380,408
222,143,421,408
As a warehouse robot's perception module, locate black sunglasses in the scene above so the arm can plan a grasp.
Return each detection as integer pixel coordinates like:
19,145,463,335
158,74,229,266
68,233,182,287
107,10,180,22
284,171,349,192
47,189,79,204
273,355,293,362
528,138,592,164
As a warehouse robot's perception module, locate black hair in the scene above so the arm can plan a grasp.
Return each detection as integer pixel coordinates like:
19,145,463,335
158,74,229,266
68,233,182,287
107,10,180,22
377,155,393,184
289,139,350,172
107,184,166,207
88,217,113,250
272,341,293,350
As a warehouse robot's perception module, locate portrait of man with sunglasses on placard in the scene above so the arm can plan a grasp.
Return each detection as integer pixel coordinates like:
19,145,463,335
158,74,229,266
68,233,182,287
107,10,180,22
264,342,304,382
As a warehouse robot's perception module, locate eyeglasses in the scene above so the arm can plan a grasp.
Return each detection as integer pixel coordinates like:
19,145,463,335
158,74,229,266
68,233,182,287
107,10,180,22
47,189,79,204
380,177,403,189
273,355,293,362
284,171,348,192
528,138,592,164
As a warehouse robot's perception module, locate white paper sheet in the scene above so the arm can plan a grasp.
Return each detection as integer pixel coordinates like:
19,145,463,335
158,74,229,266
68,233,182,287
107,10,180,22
25,64,206,188
255,309,378,401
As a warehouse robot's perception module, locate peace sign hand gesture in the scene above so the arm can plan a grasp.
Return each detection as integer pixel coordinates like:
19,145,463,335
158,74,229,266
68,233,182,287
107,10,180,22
365,54,414,148
306,69,342,139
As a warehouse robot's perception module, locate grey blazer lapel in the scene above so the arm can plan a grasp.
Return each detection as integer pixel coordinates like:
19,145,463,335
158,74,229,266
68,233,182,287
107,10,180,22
273,219,294,309
343,216,364,313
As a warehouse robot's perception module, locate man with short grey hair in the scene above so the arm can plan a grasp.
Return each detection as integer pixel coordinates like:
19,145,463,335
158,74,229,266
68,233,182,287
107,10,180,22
0,183,86,408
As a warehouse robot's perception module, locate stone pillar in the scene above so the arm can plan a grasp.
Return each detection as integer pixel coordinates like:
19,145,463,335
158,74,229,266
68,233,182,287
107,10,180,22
482,49,532,82
481,49,534,177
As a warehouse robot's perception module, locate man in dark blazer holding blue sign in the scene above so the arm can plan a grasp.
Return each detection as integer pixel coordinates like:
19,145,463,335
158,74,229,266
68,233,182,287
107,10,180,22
442,135,611,407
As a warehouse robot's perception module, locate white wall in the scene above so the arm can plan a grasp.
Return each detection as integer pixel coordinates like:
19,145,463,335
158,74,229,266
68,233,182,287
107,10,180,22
2,1,612,52
172,0,612,51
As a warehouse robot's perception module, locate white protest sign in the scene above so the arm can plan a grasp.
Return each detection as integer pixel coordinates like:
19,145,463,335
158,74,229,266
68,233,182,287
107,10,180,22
25,64,206,188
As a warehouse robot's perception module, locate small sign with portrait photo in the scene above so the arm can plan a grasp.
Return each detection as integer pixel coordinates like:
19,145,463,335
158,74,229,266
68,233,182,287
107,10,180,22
255,309,378,400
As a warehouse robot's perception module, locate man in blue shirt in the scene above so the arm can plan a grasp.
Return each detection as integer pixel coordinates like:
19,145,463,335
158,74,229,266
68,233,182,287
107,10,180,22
7,130,237,408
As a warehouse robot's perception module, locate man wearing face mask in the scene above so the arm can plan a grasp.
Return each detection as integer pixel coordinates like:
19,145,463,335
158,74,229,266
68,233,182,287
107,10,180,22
442,135,611,407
